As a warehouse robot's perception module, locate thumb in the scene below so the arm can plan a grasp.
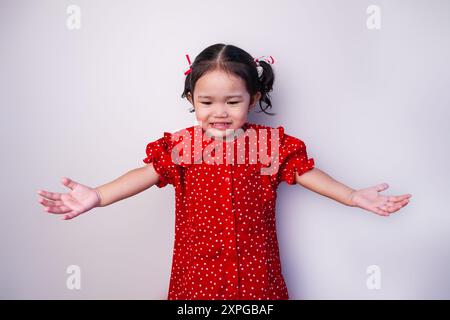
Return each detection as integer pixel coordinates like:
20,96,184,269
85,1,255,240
61,177,78,191
375,182,389,192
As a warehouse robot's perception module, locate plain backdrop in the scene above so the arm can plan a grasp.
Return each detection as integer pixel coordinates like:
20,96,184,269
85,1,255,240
1,0,449,299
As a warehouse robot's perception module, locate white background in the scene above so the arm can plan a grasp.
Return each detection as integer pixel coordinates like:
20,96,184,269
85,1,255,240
1,0,449,299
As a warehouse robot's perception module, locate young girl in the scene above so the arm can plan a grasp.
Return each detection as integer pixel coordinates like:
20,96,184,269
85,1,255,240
37,43,412,300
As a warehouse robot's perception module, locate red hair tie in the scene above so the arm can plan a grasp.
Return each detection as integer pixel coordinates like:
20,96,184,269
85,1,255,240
254,55,275,65
184,54,192,75
254,55,275,78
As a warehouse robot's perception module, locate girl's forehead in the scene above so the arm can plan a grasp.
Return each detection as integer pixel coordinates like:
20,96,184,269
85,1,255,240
197,94,244,99
195,70,247,97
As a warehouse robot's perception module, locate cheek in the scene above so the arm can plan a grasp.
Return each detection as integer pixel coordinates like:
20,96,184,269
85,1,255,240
194,108,209,122
230,107,249,120
194,110,213,129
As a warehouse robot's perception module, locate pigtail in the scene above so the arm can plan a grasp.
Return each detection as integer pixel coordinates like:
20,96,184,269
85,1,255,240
181,67,196,113
256,60,275,115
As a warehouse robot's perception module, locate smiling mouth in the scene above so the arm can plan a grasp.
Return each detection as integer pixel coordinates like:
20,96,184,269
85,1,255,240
210,122,232,130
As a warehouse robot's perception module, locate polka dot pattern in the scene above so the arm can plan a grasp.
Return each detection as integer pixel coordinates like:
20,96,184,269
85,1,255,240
142,122,315,300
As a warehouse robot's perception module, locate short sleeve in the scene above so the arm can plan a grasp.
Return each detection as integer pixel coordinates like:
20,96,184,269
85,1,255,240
142,134,179,188
278,134,315,185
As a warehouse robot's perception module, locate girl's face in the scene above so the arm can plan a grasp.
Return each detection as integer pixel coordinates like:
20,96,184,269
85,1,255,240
187,69,261,139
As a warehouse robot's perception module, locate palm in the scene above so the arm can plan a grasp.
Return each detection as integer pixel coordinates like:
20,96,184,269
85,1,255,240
350,183,411,216
37,177,100,220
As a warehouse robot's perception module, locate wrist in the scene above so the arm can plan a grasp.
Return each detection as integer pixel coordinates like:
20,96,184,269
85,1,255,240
94,188,104,207
347,189,357,207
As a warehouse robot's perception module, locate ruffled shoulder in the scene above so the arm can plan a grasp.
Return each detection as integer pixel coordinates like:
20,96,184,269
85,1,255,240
276,126,315,185
142,128,191,188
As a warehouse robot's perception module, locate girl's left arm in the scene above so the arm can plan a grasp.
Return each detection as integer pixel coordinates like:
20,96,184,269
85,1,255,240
295,168,412,216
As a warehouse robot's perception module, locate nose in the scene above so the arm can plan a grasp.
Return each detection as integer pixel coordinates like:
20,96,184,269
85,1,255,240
213,104,228,117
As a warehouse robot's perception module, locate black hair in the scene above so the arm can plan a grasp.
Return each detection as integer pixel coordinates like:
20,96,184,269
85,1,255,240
181,43,275,115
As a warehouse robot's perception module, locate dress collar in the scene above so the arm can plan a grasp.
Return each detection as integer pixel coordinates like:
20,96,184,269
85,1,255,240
161,122,284,169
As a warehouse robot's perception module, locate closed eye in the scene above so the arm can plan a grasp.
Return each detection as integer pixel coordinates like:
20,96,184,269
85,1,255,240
200,101,241,105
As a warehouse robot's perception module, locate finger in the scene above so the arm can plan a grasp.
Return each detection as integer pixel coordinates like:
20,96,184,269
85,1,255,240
394,202,409,212
386,198,410,207
38,197,63,207
63,212,80,220
44,205,72,214
388,194,412,202
61,177,78,191
379,203,398,212
388,203,408,213
375,183,389,192
386,204,402,213
383,199,409,213
373,206,390,216
37,190,62,201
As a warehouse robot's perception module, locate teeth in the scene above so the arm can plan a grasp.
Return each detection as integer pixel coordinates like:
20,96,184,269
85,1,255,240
211,122,231,130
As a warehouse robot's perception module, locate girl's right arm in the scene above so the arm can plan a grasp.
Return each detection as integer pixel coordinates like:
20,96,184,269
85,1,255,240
37,163,161,220
95,163,160,207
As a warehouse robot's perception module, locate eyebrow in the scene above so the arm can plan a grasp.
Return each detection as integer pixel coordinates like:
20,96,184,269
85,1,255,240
197,95,243,99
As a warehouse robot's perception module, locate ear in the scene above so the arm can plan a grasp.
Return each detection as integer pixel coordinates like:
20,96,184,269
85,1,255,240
249,91,261,110
187,92,194,105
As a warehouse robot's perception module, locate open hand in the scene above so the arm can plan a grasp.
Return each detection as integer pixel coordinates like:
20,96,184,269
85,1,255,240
37,177,101,220
349,183,412,216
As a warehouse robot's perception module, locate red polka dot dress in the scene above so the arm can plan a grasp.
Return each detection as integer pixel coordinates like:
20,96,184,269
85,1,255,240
142,122,315,300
